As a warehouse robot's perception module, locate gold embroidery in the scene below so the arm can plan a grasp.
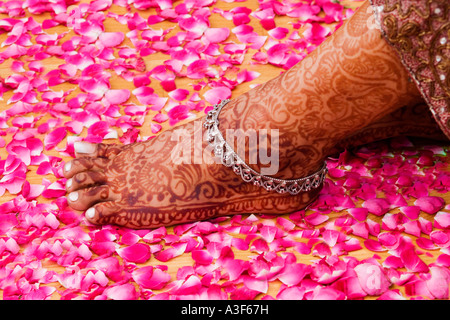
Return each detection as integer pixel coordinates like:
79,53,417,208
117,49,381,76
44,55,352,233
372,0,449,122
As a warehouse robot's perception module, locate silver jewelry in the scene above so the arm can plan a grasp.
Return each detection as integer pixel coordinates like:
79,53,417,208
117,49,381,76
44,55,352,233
204,99,328,195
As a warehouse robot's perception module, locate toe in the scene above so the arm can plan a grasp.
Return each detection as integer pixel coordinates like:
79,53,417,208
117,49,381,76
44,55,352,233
63,157,109,179
66,171,107,192
67,185,116,211
74,141,123,159
84,201,121,225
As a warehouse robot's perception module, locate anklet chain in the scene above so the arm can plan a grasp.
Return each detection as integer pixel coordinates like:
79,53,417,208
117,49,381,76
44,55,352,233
204,99,328,195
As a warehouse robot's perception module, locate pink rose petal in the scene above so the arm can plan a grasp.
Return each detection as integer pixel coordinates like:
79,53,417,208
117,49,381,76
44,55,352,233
364,239,386,252
104,89,130,105
347,208,369,221
415,196,445,214
278,263,309,286
362,198,390,216
187,59,211,79
304,212,329,226
267,43,289,65
172,275,202,295
276,286,305,300
192,250,214,265
152,112,169,123
204,28,230,43
116,243,151,264
203,87,231,105
426,266,450,299
167,105,190,126
400,247,429,273
378,290,406,300
42,180,66,198
168,88,189,101
430,230,450,246
44,127,67,150
434,211,450,229
268,27,289,40
243,276,268,293
154,242,187,262
132,266,171,290
354,262,390,296
104,283,138,300
400,206,421,220
310,286,345,300
99,32,125,48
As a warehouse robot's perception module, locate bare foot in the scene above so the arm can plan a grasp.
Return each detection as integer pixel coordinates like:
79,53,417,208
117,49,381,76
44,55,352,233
63,118,323,229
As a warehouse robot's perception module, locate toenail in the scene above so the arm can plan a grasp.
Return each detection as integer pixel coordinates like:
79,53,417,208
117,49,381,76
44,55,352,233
64,161,72,172
66,178,72,189
68,191,79,202
74,141,96,154
86,207,96,219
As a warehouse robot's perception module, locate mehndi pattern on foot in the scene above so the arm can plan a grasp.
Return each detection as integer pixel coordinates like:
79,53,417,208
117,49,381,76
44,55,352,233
204,99,328,195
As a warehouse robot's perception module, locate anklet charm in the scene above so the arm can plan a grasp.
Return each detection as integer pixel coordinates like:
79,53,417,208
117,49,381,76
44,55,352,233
204,99,328,195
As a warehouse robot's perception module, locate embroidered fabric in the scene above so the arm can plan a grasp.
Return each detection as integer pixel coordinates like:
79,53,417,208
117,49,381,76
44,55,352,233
369,0,450,139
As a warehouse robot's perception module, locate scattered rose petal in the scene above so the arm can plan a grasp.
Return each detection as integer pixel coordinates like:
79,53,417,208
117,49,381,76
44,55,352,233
44,127,67,150
203,87,231,105
426,266,450,299
104,89,130,105
362,198,390,216
168,88,189,101
415,196,445,214
116,243,151,264
204,28,230,43
354,262,390,296
401,247,429,273
104,283,138,300
132,266,171,290
99,32,125,48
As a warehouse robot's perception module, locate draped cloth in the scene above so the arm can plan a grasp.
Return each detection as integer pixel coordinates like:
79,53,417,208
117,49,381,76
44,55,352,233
370,0,450,139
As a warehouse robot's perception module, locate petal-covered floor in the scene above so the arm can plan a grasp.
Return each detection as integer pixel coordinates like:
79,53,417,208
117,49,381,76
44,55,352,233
0,0,449,300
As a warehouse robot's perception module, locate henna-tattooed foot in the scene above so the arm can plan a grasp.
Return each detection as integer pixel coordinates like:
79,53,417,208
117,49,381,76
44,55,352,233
63,101,444,229
63,102,445,229
63,1,444,229
64,120,324,229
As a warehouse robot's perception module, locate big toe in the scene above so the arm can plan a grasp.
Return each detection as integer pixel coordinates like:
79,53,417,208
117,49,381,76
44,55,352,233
84,201,122,226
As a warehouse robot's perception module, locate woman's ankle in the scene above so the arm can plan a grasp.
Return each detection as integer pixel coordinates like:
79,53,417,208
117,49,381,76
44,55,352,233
215,88,327,180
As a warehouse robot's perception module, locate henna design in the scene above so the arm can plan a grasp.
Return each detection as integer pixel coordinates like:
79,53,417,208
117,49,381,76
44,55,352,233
74,172,87,184
95,189,319,229
67,1,435,229
96,143,129,158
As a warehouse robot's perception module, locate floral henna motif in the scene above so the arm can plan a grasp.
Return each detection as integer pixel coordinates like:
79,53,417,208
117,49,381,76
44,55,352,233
94,191,319,229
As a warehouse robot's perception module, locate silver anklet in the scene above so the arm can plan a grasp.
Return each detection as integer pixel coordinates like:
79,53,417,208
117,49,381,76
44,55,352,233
204,99,328,195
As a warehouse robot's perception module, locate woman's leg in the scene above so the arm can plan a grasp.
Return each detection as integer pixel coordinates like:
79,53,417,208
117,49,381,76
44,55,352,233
329,102,447,154
216,0,423,179
63,1,430,229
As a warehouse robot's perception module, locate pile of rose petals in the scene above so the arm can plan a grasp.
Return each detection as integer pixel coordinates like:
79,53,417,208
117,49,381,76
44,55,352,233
0,0,449,300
